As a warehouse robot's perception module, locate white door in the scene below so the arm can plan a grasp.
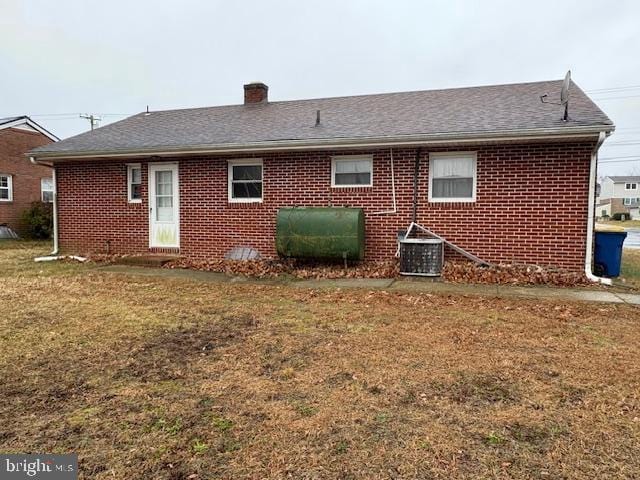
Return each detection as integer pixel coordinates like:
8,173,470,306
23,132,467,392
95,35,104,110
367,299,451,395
148,163,179,248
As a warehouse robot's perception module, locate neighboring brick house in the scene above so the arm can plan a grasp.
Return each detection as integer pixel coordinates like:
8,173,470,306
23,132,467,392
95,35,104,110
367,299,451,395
29,79,614,275
597,176,640,219
0,116,58,236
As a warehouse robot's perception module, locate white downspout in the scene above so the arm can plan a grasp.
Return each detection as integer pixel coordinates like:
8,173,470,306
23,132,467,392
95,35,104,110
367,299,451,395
585,132,610,285
369,148,397,216
30,157,58,255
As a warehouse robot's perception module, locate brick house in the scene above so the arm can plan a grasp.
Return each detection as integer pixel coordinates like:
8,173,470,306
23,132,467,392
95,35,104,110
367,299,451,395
29,80,614,276
0,116,58,236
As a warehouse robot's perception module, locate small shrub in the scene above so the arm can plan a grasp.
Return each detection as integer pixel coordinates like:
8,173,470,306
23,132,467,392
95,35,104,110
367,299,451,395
612,213,628,221
21,202,53,239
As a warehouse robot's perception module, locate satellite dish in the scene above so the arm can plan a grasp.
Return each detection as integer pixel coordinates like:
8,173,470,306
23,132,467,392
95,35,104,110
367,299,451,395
541,70,571,121
560,70,571,121
560,70,571,105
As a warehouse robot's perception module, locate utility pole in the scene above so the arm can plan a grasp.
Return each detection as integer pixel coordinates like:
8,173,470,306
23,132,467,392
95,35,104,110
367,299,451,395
80,114,101,130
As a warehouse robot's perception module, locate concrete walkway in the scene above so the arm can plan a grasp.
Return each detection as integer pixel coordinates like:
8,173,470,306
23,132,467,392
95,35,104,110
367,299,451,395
98,265,640,306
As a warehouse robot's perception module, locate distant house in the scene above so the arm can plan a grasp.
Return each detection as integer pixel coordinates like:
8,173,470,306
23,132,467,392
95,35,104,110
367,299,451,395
29,79,614,274
0,116,58,236
598,176,640,219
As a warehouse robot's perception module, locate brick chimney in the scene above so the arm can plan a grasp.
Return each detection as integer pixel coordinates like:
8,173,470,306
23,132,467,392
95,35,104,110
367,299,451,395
244,82,268,104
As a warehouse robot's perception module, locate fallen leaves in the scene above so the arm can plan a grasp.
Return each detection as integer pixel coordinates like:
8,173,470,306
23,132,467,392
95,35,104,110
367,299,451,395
442,262,591,287
163,258,400,280
161,257,591,287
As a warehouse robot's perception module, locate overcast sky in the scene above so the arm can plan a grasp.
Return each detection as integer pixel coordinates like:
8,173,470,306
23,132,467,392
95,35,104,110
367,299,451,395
1,0,639,176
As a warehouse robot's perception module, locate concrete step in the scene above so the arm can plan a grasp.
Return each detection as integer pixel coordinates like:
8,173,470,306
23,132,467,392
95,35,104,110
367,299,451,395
114,255,179,267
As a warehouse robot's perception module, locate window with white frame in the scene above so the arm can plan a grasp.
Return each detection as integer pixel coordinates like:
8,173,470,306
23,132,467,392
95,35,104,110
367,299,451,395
127,164,142,202
625,183,638,190
228,159,263,202
331,155,373,187
624,197,640,206
41,178,54,203
429,152,477,202
0,174,12,202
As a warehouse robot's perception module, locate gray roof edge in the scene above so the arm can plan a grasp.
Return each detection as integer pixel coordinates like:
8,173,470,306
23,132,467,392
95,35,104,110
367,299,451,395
606,176,640,182
0,116,59,142
29,125,613,161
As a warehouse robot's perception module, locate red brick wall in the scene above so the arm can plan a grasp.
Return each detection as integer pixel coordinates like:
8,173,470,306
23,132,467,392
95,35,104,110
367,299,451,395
55,141,594,269
0,128,53,236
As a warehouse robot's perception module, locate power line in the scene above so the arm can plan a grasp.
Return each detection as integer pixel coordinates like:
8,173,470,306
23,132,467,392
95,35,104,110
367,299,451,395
602,141,640,146
28,112,132,118
599,158,640,164
589,94,640,101
586,85,640,94
600,155,640,160
599,160,640,164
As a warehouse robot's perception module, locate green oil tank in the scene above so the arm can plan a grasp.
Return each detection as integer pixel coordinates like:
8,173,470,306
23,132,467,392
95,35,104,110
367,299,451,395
276,207,365,260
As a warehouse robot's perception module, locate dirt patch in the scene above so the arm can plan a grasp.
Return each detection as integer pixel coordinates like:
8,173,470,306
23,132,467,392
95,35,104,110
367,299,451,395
118,314,259,381
434,372,520,405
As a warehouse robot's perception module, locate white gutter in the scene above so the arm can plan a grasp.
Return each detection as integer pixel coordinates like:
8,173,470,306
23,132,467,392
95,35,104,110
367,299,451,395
369,148,397,216
29,126,613,162
585,132,611,285
30,157,58,255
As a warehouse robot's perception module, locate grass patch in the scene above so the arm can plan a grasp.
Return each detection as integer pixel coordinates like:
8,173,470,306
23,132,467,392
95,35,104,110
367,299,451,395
1,242,640,479
620,249,640,289
600,219,640,228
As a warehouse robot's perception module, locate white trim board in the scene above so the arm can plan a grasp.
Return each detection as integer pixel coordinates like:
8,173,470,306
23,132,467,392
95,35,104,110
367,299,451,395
0,117,59,142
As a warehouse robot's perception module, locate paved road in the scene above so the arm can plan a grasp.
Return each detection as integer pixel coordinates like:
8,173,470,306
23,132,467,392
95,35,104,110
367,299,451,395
625,228,640,249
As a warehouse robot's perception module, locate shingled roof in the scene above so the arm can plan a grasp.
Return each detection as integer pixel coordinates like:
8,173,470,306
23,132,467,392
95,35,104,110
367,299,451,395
606,176,640,183
30,79,613,159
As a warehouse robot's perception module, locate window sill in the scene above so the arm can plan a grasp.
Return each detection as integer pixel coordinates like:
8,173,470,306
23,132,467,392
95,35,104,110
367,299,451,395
428,198,476,204
228,199,263,205
427,199,477,208
331,185,373,189
128,199,143,204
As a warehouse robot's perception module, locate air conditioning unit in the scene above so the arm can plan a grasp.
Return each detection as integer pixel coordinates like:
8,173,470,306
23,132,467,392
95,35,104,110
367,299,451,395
399,238,444,276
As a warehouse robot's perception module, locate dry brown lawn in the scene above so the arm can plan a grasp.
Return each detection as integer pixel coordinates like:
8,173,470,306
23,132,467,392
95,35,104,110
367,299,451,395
1,241,639,479
621,248,640,290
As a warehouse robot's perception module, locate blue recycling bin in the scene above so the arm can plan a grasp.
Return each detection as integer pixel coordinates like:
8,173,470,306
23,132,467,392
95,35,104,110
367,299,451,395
594,231,627,277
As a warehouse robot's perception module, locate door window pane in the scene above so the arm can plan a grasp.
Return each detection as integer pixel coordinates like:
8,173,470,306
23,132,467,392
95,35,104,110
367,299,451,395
156,170,173,221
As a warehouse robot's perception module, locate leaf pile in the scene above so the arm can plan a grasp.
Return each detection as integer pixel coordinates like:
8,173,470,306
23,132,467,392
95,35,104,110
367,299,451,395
163,257,400,279
442,262,591,286
163,257,590,286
